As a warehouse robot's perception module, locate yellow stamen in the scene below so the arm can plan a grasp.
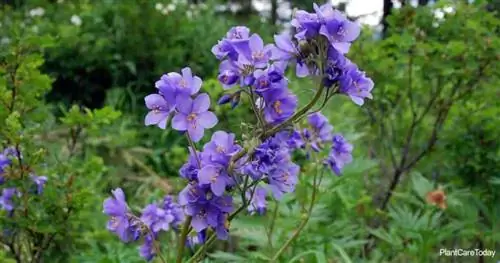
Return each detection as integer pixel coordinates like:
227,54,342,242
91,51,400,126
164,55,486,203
273,101,282,114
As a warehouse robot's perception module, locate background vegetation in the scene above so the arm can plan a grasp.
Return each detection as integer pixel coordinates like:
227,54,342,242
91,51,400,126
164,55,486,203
0,0,499,262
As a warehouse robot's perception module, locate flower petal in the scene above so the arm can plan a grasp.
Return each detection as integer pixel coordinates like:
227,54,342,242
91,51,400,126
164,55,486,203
144,94,168,110
197,111,218,129
172,113,188,131
192,93,210,113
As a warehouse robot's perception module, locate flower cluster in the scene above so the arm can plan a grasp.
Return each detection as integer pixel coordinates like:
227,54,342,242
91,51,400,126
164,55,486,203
145,67,217,142
178,131,241,239
103,188,184,261
213,26,298,125
104,2,372,262
0,147,48,215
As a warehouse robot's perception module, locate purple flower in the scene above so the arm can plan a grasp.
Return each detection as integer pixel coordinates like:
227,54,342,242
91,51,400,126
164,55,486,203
315,3,360,54
0,153,11,174
232,34,273,70
275,130,305,151
144,94,174,129
268,163,299,199
226,26,251,40
140,204,175,233
30,174,48,194
262,88,298,125
246,186,267,215
217,61,240,89
291,10,320,40
0,188,20,212
212,26,251,61
307,112,333,151
271,34,310,77
0,152,11,184
172,93,218,142
179,149,201,181
339,63,374,106
187,230,206,248
325,134,353,175
198,164,233,196
187,194,233,234
203,131,241,165
162,67,202,97
324,47,348,87
139,234,156,262
103,188,138,242
253,65,287,95
212,40,237,61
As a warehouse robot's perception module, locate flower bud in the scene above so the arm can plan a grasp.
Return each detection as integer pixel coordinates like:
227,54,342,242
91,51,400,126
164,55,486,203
217,94,232,105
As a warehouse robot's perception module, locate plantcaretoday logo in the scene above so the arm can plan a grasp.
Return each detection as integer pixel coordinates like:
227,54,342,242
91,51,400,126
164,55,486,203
439,248,496,258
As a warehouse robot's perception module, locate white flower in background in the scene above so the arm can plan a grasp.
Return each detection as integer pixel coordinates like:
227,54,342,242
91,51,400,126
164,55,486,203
32,25,39,33
186,10,193,19
155,3,164,11
29,7,45,17
1,37,10,45
199,3,208,10
57,0,64,3
70,15,82,26
167,3,176,11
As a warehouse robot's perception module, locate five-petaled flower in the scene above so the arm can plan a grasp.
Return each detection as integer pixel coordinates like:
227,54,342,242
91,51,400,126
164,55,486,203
172,93,218,142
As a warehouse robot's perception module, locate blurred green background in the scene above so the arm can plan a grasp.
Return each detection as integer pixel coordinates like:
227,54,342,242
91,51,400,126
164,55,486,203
0,0,499,262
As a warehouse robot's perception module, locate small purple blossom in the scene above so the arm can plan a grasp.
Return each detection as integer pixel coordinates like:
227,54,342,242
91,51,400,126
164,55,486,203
268,163,300,199
307,112,333,151
339,63,374,106
271,34,310,77
139,234,156,262
172,93,218,142
262,88,298,125
291,10,320,40
314,3,360,54
246,186,267,215
0,188,20,212
179,149,201,181
203,131,241,165
212,26,251,61
158,67,202,97
198,164,233,196
232,33,273,70
253,65,287,95
103,188,138,242
217,60,240,89
324,47,348,87
325,134,353,175
144,94,175,129
187,230,206,248
30,174,48,194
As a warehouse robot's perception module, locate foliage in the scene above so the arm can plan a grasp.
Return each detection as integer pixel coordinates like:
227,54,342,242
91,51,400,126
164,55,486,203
0,0,499,263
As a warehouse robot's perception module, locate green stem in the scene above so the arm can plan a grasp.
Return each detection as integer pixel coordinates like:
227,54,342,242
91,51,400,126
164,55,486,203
176,132,201,263
185,132,201,167
270,169,322,262
249,88,265,131
267,203,280,251
175,216,192,263
187,234,217,263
